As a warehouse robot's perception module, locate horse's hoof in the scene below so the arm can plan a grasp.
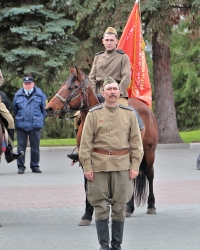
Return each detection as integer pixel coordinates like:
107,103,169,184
126,212,132,218
147,208,156,214
78,219,91,226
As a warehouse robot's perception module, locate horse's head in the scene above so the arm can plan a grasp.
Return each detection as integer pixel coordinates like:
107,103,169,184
45,66,90,118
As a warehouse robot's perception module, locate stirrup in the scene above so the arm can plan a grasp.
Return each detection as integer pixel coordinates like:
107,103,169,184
11,151,24,160
67,147,79,161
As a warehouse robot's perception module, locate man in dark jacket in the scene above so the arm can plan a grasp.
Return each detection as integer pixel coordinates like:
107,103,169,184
13,76,47,174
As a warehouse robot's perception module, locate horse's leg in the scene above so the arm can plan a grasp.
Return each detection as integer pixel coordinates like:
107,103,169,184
145,150,156,214
76,120,94,226
125,193,135,217
78,176,94,226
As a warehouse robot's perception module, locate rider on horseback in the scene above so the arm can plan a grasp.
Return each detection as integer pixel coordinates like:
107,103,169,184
68,26,136,162
0,69,24,164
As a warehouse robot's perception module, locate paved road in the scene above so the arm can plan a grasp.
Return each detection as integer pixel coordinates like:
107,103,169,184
0,146,200,250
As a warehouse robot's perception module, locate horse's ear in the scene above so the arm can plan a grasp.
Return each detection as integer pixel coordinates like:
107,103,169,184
69,66,76,74
74,66,78,75
75,66,83,80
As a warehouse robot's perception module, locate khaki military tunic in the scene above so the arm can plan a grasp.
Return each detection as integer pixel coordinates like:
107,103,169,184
0,69,14,129
0,101,14,128
79,103,144,173
89,49,131,97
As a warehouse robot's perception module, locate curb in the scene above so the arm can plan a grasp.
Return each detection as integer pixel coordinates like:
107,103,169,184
22,143,200,151
157,143,200,149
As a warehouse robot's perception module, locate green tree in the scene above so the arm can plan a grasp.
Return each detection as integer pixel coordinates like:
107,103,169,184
0,0,78,83
139,0,199,142
57,0,200,142
171,18,200,130
2,0,199,140
54,0,139,73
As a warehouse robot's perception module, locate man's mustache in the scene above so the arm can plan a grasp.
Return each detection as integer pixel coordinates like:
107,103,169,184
109,94,117,97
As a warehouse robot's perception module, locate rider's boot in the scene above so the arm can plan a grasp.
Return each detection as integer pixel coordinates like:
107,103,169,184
5,129,24,163
67,129,79,162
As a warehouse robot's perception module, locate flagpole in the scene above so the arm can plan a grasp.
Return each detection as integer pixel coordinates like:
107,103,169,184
136,0,141,23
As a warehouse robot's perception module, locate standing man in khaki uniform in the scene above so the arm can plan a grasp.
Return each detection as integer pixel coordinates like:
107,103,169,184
68,26,131,161
0,69,24,164
79,76,143,250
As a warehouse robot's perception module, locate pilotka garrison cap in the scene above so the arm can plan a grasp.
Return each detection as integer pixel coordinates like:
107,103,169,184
23,76,33,83
103,76,117,86
104,27,118,36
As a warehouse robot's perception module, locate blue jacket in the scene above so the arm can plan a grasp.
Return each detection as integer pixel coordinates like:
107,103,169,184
13,87,47,131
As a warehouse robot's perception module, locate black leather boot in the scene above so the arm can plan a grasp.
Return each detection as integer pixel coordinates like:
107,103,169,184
5,129,24,163
110,220,124,250
96,219,110,250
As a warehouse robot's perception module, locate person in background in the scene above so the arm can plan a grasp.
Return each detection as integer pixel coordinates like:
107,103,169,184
0,69,24,164
13,76,47,174
79,76,144,250
196,154,200,170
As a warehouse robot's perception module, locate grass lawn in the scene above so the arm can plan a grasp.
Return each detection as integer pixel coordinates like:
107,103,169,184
40,138,77,146
14,130,199,146
179,130,200,143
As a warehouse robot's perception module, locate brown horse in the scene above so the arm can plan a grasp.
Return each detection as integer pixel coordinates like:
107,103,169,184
45,66,158,225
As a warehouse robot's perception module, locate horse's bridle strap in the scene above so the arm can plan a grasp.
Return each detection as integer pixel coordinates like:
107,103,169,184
55,93,67,103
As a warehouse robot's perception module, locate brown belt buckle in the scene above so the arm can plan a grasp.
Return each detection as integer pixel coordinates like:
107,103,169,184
108,151,112,155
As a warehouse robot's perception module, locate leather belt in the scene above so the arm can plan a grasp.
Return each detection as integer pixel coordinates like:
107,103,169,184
93,148,129,155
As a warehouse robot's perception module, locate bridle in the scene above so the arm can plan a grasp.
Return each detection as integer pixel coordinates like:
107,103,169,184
55,73,89,114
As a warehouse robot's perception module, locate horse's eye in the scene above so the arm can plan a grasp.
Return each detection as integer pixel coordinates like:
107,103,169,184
68,87,73,90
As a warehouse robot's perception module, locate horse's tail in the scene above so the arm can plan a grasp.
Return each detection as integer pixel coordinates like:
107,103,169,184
134,156,148,207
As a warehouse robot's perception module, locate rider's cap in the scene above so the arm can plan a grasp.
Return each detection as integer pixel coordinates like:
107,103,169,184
103,76,117,86
23,76,33,83
104,27,118,36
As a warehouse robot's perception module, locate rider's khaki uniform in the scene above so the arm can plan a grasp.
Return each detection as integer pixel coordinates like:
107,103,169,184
0,70,14,129
74,49,131,128
89,49,131,98
79,103,143,220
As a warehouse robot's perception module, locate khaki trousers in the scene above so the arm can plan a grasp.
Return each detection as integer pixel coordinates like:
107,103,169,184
0,101,14,129
86,170,134,221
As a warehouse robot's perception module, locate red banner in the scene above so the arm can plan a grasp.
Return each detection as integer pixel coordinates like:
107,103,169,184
117,1,152,108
